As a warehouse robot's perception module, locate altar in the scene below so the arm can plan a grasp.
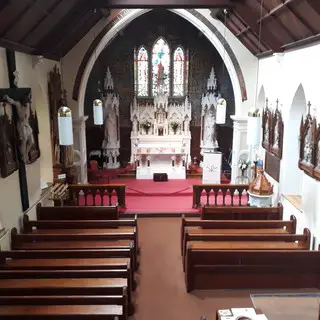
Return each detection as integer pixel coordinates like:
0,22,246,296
130,91,192,180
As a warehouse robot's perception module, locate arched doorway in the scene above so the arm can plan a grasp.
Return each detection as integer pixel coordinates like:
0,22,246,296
281,84,306,195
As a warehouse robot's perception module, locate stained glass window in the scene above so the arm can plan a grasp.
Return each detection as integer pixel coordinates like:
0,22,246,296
152,38,170,96
173,47,185,96
137,47,149,96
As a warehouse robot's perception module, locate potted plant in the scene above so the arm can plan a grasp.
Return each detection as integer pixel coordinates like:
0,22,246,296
141,121,152,134
170,121,179,134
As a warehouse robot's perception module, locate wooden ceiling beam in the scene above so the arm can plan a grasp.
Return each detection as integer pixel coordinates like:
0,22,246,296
307,0,320,16
0,37,34,54
232,4,283,52
35,3,90,56
258,0,301,23
92,0,236,8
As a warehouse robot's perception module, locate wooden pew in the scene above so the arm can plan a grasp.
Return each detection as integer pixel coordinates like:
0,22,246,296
11,228,138,270
0,278,129,319
181,229,311,270
36,203,119,220
0,293,128,319
0,269,134,315
185,249,320,292
201,203,283,220
23,214,140,255
180,215,297,255
23,215,138,232
0,250,135,282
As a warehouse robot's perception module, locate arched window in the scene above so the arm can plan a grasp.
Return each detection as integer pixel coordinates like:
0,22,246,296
136,46,149,97
152,38,170,96
173,47,185,96
134,38,188,97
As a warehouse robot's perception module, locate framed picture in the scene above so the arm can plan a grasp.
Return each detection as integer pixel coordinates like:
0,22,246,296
298,113,316,176
262,106,272,151
270,107,283,159
313,124,320,180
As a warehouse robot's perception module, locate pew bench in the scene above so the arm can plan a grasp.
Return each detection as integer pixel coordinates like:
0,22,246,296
201,204,283,220
0,278,133,315
11,228,138,270
182,228,311,262
0,304,125,319
185,249,320,292
36,203,119,220
180,216,297,255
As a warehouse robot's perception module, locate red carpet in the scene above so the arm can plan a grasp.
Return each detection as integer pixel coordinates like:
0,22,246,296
79,178,246,214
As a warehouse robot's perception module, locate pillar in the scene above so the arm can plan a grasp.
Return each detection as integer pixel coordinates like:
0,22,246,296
230,115,248,183
72,116,88,183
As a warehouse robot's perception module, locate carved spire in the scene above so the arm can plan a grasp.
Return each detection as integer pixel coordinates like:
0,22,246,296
265,97,268,109
207,66,217,91
307,101,311,115
104,67,114,91
276,98,279,109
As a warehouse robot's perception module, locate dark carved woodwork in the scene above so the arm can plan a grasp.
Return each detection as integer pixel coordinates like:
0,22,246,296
262,104,271,151
48,65,62,166
265,151,280,182
298,112,316,177
0,104,18,178
270,107,284,159
28,109,41,164
314,124,320,181
262,102,284,160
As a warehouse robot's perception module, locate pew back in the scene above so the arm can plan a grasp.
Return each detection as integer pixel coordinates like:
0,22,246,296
36,203,119,220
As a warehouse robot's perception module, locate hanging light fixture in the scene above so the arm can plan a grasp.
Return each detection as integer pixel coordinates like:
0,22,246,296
58,105,73,146
57,56,73,146
216,98,227,124
93,98,103,125
247,0,263,147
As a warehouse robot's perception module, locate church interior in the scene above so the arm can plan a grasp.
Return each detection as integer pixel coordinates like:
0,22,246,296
0,0,319,319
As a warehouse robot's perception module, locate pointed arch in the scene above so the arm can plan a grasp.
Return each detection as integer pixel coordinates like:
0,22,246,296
173,46,185,96
257,85,266,109
152,37,170,96
136,46,149,97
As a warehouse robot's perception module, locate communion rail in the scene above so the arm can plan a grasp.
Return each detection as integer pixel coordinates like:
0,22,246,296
192,184,249,208
65,184,126,208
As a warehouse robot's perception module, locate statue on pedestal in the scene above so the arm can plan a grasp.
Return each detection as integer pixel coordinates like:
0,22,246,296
101,67,120,168
200,66,223,153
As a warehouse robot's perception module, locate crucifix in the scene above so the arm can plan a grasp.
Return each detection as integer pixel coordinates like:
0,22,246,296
5,49,29,211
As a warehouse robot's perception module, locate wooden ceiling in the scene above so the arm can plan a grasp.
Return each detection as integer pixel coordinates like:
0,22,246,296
215,0,320,56
0,0,319,60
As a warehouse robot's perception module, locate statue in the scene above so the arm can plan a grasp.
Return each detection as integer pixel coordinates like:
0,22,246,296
203,105,217,148
264,119,269,143
3,94,34,163
303,128,312,163
273,120,279,148
104,105,118,147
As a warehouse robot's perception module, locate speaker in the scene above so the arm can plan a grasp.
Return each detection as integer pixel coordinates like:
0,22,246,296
153,173,168,182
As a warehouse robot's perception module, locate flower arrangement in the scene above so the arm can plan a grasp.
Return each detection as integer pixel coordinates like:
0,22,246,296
238,159,250,171
170,121,179,134
141,121,152,134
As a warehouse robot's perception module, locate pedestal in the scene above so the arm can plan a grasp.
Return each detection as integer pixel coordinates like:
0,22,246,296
248,191,273,207
202,152,222,184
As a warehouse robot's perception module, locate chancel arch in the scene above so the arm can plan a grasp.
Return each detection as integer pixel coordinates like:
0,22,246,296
281,84,306,195
76,8,246,118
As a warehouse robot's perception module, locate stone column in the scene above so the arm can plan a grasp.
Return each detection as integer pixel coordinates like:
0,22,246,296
230,115,248,183
72,116,88,183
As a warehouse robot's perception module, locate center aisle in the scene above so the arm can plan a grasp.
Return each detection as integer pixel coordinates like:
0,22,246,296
133,218,252,320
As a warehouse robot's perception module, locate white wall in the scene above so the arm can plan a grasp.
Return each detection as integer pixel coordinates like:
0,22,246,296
0,48,56,248
257,42,320,247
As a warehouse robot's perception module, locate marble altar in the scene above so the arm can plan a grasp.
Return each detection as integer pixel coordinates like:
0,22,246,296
130,92,192,179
